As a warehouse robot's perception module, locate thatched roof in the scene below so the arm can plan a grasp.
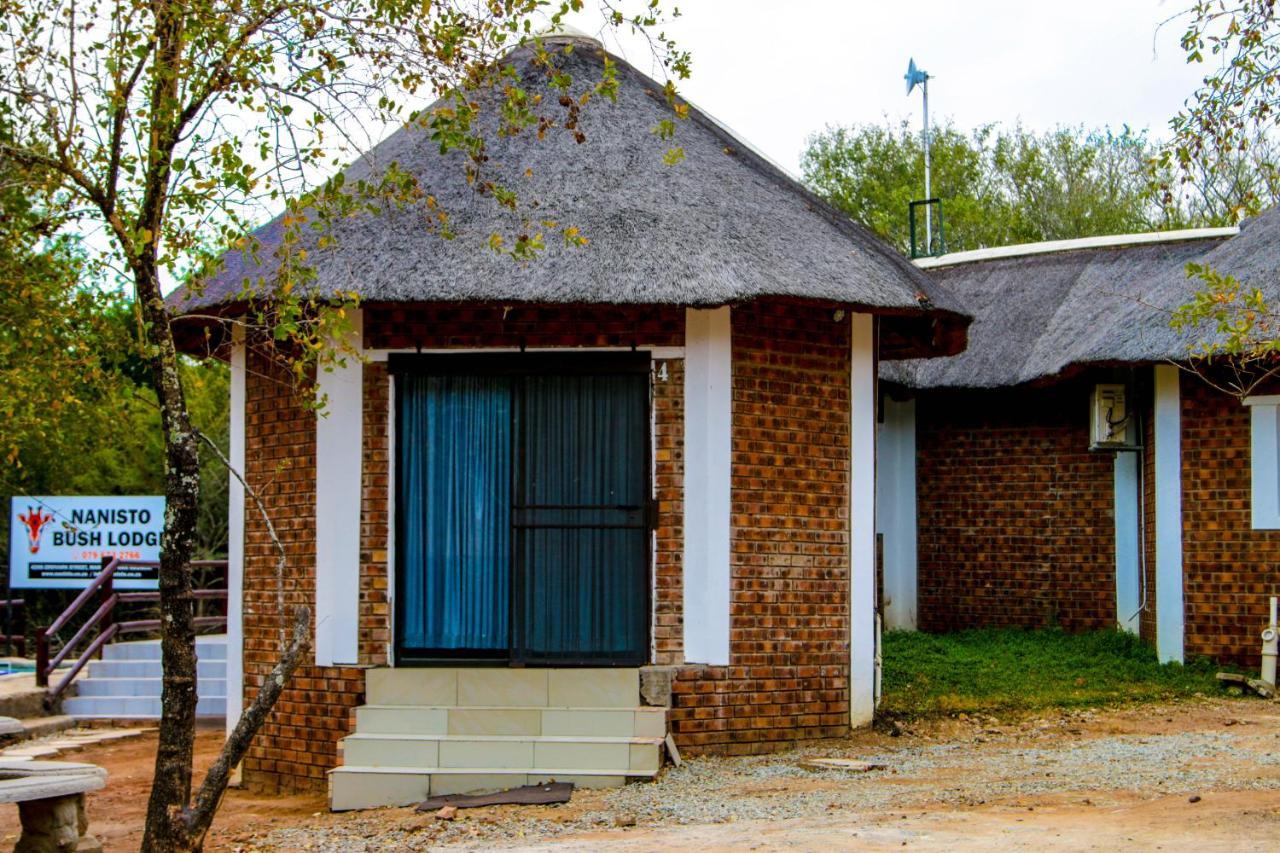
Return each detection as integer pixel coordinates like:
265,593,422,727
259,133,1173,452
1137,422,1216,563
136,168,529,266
171,36,966,336
878,213,1280,389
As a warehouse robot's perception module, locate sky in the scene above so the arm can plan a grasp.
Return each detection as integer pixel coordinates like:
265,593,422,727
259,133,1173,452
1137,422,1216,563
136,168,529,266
574,0,1209,174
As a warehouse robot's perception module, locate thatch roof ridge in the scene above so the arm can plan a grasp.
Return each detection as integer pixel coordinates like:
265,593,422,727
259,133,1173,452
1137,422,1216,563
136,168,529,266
172,37,966,324
880,221,1266,389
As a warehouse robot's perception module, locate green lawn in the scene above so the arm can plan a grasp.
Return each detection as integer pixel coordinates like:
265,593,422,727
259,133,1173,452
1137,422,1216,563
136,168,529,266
881,627,1229,717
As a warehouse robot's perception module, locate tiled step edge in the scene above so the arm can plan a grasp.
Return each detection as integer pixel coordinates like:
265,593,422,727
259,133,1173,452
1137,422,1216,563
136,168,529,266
329,765,655,811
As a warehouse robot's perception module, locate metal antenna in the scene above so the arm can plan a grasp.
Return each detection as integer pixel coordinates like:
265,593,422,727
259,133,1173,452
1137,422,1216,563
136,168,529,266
905,58,932,252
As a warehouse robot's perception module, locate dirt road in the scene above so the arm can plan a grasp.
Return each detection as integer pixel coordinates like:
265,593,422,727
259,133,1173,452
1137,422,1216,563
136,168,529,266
3,698,1278,850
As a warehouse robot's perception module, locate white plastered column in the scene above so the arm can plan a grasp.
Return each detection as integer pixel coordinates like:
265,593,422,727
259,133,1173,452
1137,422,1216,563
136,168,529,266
682,307,732,665
314,308,364,666
1154,364,1185,663
226,325,246,739
876,397,917,630
850,314,877,725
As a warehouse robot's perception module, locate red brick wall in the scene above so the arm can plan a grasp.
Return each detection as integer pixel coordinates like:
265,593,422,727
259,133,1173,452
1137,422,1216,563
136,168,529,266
668,301,852,755
1140,394,1158,645
1180,372,1280,664
915,378,1118,632
241,347,364,794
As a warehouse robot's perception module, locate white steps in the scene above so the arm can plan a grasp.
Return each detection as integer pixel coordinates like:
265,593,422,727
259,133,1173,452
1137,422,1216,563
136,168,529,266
330,667,667,810
62,635,228,720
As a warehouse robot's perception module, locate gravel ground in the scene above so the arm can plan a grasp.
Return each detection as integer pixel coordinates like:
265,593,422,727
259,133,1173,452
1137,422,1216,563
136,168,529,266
242,700,1280,851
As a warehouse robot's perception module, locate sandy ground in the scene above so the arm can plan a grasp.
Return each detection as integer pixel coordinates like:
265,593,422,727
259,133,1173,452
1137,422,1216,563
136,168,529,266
3,698,1279,851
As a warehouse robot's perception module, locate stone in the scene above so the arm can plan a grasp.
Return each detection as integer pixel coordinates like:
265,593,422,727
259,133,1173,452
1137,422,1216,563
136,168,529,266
434,805,457,821
13,792,99,853
613,813,637,827
799,758,887,773
638,667,675,708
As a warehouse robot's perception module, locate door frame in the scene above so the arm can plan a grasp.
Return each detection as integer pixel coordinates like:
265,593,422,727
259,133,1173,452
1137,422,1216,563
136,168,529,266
388,351,654,667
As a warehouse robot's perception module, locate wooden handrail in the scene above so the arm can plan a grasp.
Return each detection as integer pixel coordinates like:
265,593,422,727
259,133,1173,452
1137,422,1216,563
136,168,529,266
36,556,228,699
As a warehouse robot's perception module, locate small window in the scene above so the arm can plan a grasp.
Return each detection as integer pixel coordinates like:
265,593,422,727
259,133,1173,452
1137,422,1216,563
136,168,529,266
1246,395,1280,529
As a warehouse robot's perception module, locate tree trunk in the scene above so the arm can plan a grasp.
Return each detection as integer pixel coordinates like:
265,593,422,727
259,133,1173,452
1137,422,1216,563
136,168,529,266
138,263,204,852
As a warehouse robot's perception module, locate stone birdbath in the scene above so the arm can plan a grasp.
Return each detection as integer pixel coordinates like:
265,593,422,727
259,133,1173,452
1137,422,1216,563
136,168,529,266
0,759,106,852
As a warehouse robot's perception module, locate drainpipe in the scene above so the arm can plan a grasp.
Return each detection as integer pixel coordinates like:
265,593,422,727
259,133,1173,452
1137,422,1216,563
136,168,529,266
1262,596,1278,688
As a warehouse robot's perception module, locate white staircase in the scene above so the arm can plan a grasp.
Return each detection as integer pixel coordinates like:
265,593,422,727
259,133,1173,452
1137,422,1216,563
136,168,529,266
329,668,667,810
62,635,228,719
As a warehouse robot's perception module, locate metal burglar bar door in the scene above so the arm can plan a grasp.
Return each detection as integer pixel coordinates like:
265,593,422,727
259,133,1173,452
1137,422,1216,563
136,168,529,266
392,353,650,666
513,367,649,665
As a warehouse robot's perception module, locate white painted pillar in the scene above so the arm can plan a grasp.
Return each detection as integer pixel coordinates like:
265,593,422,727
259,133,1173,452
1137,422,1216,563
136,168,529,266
850,314,877,725
876,398,917,631
1113,442,1141,635
226,325,246,739
1153,365,1184,663
682,307,732,666
314,308,364,667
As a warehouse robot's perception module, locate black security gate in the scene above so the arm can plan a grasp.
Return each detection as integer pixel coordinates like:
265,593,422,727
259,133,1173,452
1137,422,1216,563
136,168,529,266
391,353,650,666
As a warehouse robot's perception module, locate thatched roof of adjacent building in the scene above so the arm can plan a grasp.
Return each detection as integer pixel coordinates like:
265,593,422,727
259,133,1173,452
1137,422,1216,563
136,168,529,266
172,35,967,349
879,212,1280,389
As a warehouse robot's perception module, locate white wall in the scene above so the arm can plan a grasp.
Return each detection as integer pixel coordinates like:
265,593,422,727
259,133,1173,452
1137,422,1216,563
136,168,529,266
1154,365,1185,663
682,307,732,666
876,398,917,630
226,326,246,739
314,309,364,667
850,314,877,725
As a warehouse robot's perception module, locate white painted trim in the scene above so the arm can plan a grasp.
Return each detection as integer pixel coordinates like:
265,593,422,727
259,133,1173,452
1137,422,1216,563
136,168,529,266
875,398,917,631
314,309,364,666
850,314,877,725
1113,442,1141,635
385,372,396,666
226,327,246,740
1244,395,1280,407
682,307,731,666
368,345,685,362
1153,365,1185,663
914,227,1238,270
1247,399,1280,529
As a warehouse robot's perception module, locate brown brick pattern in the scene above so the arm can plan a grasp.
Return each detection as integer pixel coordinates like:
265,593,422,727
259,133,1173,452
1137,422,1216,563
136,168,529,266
363,304,683,350
360,363,390,664
241,347,364,793
1180,373,1280,664
653,357,685,665
915,379,1117,632
668,302,852,755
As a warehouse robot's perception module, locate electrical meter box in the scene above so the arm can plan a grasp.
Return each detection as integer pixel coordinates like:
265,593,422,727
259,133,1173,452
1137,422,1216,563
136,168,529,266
1090,383,1129,449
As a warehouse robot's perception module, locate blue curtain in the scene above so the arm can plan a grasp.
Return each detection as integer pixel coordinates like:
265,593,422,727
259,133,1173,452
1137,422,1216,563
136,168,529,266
399,375,511,650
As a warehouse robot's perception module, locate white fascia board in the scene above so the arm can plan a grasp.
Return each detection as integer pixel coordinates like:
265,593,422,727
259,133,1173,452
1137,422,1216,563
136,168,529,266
915,227,1239,270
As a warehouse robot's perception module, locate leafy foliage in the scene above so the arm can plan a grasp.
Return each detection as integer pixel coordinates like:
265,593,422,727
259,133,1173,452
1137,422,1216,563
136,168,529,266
881,628,1229,717
802,120,1251,255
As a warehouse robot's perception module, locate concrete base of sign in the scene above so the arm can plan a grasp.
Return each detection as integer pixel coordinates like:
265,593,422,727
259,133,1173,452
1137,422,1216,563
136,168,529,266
0,760,106,852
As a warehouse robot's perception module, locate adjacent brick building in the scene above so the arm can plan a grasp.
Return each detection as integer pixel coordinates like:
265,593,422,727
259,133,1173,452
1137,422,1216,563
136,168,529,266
880,219,1280,672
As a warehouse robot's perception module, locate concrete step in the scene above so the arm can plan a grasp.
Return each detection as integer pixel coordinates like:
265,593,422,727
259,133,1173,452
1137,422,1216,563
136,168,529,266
366,668,639,708
329,765,654,811
340,733,662,773
354,705,666,738
101,635,227,662
62,694,226,718
87,659,226,679
73,677,227,698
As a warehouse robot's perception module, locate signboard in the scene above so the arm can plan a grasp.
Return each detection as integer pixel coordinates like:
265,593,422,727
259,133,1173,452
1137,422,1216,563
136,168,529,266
9,496,165,589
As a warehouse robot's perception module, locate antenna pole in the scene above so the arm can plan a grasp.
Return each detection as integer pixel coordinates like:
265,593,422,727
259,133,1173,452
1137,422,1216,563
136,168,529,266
922,74,931,253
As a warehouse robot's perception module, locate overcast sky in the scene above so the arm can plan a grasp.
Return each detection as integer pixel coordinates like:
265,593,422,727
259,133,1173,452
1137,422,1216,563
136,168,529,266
578,0,1207,174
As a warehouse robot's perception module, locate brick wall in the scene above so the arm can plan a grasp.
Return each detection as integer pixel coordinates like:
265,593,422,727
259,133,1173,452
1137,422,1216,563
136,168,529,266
915,378,1118,632
1180,372,1280,664
668,301,852,755
241,347,364,794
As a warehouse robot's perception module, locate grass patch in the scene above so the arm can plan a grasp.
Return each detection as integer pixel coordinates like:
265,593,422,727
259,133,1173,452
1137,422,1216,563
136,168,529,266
881,627,1227,717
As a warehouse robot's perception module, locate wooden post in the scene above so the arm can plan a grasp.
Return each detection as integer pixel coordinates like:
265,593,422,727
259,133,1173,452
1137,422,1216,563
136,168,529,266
99,557,114,659
35,630,48,688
